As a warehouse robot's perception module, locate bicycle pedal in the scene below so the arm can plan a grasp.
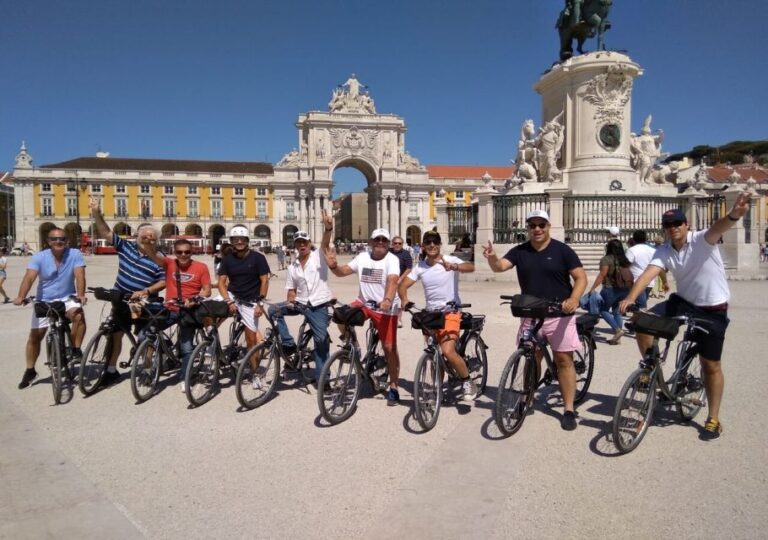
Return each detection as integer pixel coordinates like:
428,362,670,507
118,361,130,369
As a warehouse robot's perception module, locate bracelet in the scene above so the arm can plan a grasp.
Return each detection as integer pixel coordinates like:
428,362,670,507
324,228,333,232
727,213,740,221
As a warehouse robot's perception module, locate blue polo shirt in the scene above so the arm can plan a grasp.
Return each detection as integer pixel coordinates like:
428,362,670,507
112,233,164,293
28,248,86,301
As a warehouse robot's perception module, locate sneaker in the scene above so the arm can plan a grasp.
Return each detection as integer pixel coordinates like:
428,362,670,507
251,376,263,391
461,379,479,401
18,368,38,389
100,370,121,387
180,381,186,393
386,387,400,406
3,298,10,304
561,410,578,431
702,417,723,440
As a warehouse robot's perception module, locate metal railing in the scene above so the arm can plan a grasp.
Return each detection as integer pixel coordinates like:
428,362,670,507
493,194,549,244
447,204,477,244
693,195,725,232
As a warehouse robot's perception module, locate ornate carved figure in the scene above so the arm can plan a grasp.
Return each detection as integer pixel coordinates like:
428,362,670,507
630,115,665,184
535,112,565,182
277,148,300,168
328,74,377,114
557,0,612,62
579,64,634,125
399,150,425,172
515,119,538,181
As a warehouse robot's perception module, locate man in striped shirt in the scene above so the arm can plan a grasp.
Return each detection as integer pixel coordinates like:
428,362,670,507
91,197,166,386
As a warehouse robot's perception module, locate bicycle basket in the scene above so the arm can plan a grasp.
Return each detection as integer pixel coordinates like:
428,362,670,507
411,311,446,330
632,311,681,340
507,294,552,319
195,301,230,320
93,287,124,303
332,305,366,327
34,301,66,318
459,312,485,331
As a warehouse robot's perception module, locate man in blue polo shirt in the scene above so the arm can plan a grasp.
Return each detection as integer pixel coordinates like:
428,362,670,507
14,228,87,389
91,197,166,385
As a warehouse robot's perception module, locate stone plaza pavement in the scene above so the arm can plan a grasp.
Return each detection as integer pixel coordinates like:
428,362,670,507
1,253,767,539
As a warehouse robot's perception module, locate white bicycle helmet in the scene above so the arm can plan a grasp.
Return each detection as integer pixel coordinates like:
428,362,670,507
228,225,250,239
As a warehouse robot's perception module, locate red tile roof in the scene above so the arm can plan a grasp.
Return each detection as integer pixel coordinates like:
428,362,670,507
40,157,273,175
427,165,515,179
705,164,768,183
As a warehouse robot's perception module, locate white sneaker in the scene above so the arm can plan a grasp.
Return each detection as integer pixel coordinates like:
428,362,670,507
461,380,479,401
180,381,186,393
251,376,263,391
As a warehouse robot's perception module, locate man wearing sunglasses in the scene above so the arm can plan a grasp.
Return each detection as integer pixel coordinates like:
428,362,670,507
619,192,752,440
90,197,166,387
484,209,587,431
14,228,87,389
321,210,403,405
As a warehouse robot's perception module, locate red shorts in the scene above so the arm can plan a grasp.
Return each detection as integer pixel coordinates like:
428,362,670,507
350,299,398,347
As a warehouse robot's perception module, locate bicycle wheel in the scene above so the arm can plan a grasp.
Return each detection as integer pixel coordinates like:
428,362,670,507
48,334,63,405
185,338,221,407
573,333,595,404
130,339,161,403
495,349,535,436
612,368,657,454
463,333,488,395
671,341,706,421
298,331,317,384
79,328,111,396
235,342,281,409
413,352,443,431
317,349,362,425
366,338,389,395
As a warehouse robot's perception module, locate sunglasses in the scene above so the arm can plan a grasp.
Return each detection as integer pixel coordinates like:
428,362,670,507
230,237,248,243
662,220,686,229
423,239,441,246
393,242,403,245
175,250,191,255
372,237,389,243
48,236,67,242
527,222,548,230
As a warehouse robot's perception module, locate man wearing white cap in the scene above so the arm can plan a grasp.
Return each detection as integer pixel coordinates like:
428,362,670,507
321,210,402,405
483,209,587,431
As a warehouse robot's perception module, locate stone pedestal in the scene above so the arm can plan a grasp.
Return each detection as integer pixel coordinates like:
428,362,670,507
535,52,643,195
721,187,760,276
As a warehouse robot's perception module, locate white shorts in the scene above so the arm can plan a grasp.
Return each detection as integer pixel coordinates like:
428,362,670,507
233,298,260,333
31,298,81,330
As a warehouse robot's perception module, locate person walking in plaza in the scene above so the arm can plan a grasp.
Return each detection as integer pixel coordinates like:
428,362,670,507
14,228,87,389
321,210,403,405
0,247,10,303
587,239,633,345
619,194,752,440
398,230,478,401
625,229,657,309
275,244,286,271
90,197,166,386
268,230,334,381
389,235,413,328
483,209,587,430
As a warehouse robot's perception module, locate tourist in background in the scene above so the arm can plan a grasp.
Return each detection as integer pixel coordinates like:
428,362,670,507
389,235,413,328
0,247,9,303
587,239,633,345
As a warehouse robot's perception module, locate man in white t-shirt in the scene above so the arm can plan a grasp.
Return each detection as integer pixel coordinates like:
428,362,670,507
398,230,478,401
321,210,402,405
625,229,657,308
620,193,751,440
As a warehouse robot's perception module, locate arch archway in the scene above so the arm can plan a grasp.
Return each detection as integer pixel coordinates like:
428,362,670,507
283,225,298,248
38,222,58,249
406,225,421,247
161,223,179,238
209,224,225,249
185,223,202,236
114,222,132,236
254,225,271,240
332,157,378,236
64,223,82,248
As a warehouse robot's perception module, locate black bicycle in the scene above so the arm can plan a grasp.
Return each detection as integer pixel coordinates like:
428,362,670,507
612,309,709,454
79,287,136,396
495,295,597,437
183,300,248,407
405,302,489,431
316,302,389,425
235,300,325,410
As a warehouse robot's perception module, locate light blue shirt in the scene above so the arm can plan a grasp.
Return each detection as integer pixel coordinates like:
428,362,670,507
28,248,86,301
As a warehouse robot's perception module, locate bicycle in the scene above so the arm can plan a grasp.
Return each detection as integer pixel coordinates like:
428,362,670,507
235,300,328,410
495,295,597,437
316,301,390,425
184,300,248,407
79,287,136,396
612,309,709,454
404,302,489,431
129,300,203,403
27,296,82,404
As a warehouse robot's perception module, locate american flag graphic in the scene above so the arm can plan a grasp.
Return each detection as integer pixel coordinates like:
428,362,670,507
361,267,383,284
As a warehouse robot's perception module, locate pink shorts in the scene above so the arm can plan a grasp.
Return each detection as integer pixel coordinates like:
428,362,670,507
517,315,580,353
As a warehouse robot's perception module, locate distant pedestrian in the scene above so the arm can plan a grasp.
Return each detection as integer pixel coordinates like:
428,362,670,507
625,230,656,308
0,247,9,302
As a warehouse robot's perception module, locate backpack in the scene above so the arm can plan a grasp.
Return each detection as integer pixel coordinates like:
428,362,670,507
612,260,634,289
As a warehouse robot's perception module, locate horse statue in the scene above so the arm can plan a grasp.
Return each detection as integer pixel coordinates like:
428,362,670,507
556,0,612,62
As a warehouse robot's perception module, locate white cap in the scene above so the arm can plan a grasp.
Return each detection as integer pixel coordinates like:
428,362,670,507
370,228,391,241
525,209,550,222
294,230,310,241
606,226,620,236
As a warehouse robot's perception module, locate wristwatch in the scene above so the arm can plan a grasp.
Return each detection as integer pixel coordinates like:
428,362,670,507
727,213,740,221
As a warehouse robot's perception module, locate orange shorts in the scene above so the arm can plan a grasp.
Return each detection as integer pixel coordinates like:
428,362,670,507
435,312,461,342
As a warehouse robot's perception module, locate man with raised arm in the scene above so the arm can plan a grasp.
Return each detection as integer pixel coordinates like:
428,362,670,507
14,228,87,389
320,209,402,405
267,230,334,382
484,209,587,431
398,230,478,401
619,192,752,440
90,197,165,386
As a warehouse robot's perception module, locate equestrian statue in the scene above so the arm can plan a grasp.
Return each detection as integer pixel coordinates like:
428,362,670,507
556,0,612,62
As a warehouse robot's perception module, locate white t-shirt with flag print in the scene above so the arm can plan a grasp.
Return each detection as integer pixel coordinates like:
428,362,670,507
348,251,401,312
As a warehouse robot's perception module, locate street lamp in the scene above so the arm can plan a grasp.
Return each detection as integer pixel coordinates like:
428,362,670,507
66,174,87,251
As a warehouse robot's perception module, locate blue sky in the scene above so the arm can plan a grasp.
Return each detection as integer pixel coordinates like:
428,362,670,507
1,0,766,194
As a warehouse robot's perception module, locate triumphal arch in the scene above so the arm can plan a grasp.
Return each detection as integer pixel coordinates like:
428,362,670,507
271,75,431,242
